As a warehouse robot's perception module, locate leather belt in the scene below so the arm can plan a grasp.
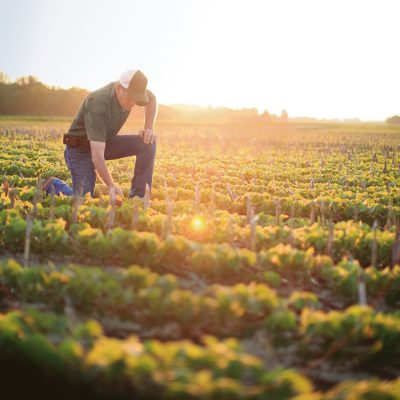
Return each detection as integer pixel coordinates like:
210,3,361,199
63,133,91,150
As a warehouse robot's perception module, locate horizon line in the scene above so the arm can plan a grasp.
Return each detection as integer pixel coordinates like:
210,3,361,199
0,70,393,123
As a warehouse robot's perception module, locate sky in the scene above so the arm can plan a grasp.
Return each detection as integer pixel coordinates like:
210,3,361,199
0,0,399,121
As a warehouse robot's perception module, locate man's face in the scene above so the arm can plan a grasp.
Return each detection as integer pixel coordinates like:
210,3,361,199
116,83,136,110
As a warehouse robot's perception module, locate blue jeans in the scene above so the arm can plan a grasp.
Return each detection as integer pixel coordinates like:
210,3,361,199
62,134,157,197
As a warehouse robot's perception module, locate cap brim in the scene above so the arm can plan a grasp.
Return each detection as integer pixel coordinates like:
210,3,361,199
127,90,149,106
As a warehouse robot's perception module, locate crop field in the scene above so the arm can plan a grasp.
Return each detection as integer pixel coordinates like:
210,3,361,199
1,118,400,399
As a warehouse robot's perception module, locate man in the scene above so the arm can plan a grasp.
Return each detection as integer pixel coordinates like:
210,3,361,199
43,69,158,203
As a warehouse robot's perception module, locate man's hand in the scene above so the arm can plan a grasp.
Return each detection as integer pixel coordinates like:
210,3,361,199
139,128,157,144
90,141,124,205
109,184,124,205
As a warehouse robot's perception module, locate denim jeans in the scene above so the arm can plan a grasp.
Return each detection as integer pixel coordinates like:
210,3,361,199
62,134,157,197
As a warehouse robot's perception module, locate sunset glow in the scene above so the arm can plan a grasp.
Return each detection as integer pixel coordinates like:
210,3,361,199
1,0,399,120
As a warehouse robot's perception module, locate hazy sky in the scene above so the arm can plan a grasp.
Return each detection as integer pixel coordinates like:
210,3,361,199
0,0,399,120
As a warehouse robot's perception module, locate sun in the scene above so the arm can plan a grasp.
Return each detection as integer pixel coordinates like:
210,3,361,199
191,215,205,231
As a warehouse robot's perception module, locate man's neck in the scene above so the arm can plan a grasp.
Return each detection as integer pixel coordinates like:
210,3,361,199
113,83,131,111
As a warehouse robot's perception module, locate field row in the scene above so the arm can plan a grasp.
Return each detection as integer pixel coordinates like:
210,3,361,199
1,297,400,399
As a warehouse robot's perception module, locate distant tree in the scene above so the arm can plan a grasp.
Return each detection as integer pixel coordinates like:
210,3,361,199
386,115,400,125
261,109,271,121
280,109,289,122
0,71,10,83
16,75,39,85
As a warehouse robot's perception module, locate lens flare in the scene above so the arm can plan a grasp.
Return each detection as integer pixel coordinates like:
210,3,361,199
191,215,205,231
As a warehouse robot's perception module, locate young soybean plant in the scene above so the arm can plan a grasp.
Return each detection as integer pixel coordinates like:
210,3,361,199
144,182,151,210
23,188,39,268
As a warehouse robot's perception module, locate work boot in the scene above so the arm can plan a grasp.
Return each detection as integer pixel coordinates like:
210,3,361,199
41,176,56,193
42,176,74,196
128,188,144,199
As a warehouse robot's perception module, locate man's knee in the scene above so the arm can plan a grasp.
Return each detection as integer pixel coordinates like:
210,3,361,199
141,141,157,156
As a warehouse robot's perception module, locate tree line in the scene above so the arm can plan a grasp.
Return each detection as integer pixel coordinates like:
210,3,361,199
0,72,88,117
0,71,290,123
386,116,400,125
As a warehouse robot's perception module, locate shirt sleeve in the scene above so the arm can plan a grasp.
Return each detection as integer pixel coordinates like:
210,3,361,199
83,96,108,142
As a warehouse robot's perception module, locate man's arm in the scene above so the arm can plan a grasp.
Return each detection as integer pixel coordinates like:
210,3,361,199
140,96,158,144
90,141,123,200
144,97,158,130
